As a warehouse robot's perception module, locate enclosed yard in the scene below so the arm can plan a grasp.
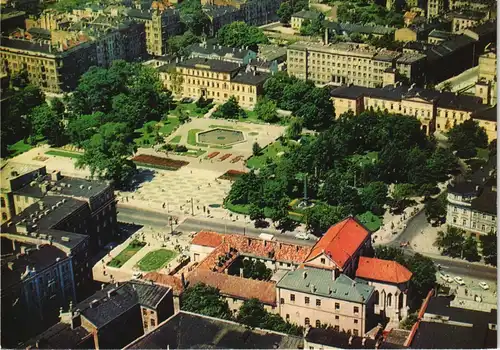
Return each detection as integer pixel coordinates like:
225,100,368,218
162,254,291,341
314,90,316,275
137,249,177,271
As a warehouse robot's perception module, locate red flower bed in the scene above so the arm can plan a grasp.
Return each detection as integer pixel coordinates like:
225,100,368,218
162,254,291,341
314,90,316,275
207,152,220,159
230,156,243,163
218,169,247,181
132,154,189,170
219,153,232,161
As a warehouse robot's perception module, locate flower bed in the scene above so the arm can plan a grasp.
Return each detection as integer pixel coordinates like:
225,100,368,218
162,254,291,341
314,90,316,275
207,151,220,159
218,169,247,181
219,153,232,161
132,154,189,170
230,156,243,163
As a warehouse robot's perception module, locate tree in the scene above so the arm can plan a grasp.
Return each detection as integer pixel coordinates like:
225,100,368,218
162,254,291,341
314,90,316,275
242,259,272,280
252,142,262,156
462,235,480,262
167,31,201,58
178,0,210,36
299,13,325,36
374,246,407,266
181,283,232,319
76,122,137,188
448,119,488,158
277,2,293,24
269,197,290,226
10,70,29,88
167,66,185,95
391,183,415,211
407,253,436,299
360,182,388,215
286,117,303,139
212,96,245,119
237,298,268,327
426,148,457,182
435,226,466,258
305,204,349,235
67,112,104,147
424,195,446,223
217,22,269,50
400,313,418,330
249,204,265,223
480,231,497,266
254,97,278,123
29,104,65,146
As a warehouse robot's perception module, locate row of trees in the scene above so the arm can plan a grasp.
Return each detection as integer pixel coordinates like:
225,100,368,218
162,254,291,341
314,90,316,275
436,226,496,264
182,283,302,335
277,0,309,24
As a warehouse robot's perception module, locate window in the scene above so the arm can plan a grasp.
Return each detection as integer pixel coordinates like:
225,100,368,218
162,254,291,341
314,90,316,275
316,320,321,328
316,299,321,307
286,314,290,321
354,306,359,314
335,303,340,310
334,325,340,331
353,329,359,336
280,298,285,304
151,319,156,327
290,294,295,302
335,315,339,320
0,198,5,207
354,319,359,324
305,318,310,326
305,297,310,305
320,258,326,264
388,294,392,307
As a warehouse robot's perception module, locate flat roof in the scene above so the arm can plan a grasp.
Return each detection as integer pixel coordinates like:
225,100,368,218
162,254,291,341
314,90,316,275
288,41,383,58
125,311,304,349
0,162,44,191
22,322,91,349
177,57,241,73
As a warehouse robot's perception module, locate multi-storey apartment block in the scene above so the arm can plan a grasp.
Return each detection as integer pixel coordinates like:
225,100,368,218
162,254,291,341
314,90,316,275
158,57,270,108
201,0,282,26
427,0,445,19
329,83,495,138
127,3,181,56
287,41,426,88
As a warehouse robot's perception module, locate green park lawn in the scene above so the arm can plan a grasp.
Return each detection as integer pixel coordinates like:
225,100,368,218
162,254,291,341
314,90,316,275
173,102,212,118
107,240,146,268
159,117,180,135
8,140,33,157
356,211,382,232
137,249,177,271
187,128,204,146
46,149,82,159
246,141,289,169
170,135,182,144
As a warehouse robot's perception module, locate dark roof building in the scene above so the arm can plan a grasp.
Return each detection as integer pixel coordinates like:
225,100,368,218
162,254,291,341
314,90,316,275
125,311,304,349
305,327,380,348
188,42,257,64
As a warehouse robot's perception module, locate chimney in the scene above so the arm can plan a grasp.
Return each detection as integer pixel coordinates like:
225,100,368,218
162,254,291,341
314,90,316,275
51,170,62,182
476,185,479,191
38,201,45,211
348,335,354,346
181,273,186,287
362,337,367,346
240,267,244,277
310,284,316,293
101,283,105,290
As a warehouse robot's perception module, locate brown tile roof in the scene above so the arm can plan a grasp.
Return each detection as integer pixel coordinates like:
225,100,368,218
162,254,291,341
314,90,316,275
356,257,413,284
194,232,311,272
304,217,371,270
142,272,184,296
191,231,225,248
186,269,276,305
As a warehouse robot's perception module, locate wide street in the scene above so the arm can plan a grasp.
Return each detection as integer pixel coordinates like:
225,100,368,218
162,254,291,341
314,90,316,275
117,205,315,246
386,210,497,282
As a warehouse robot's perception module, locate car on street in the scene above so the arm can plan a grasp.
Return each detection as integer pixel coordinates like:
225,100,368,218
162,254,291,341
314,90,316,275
479,281,490,290
132,272,143,279
454,276,465,285
295,233,310,240
439,272,453,283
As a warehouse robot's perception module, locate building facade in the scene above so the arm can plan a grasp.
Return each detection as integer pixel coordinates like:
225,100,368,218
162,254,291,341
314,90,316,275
427,0,445,19
158,57,270,108
287,41,426,88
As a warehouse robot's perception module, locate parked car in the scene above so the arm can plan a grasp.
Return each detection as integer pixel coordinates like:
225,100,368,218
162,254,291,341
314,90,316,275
479,281,490,290
132,272,143,279
439,272,453,283
454,276,465,285
295,233,310,240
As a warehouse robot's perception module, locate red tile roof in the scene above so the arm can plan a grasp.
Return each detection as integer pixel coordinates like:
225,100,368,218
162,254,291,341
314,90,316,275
191,231,225,248
304,217,371,269
194,232,311,272
186,269,276,305
142,272,184,296
356,257,413,284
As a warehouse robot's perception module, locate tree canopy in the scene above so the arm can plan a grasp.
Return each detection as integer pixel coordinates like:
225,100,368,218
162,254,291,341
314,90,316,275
448,119,488,158
299,13,325,36
480,231,497,266
181,283,232,319
277,2,293,24
212,96,246,119
217,22,269,50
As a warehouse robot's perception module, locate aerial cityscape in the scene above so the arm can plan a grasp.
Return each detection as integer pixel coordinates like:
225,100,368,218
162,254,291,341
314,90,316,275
0,0,497,348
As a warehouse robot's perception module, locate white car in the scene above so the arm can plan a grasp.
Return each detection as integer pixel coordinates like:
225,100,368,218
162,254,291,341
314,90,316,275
295,233,310,240
479,281,490,290
132,272,143,279
454,276,465,285
439,272,453,283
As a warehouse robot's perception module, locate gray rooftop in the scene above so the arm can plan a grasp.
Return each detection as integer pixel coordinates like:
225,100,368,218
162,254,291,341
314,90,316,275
126,311,304,349
77,282,170,328
188,42,255,60
177,57,241,73
277,268,374,304
292,10,321,20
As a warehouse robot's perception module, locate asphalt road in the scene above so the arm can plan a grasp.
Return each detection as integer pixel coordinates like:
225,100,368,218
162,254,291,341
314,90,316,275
117,205,315,246
118,205,496,281
387,210,497,282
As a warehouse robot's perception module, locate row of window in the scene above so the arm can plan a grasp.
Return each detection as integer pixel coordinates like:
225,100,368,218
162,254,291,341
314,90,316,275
181,69,228,80
283,295,360,313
